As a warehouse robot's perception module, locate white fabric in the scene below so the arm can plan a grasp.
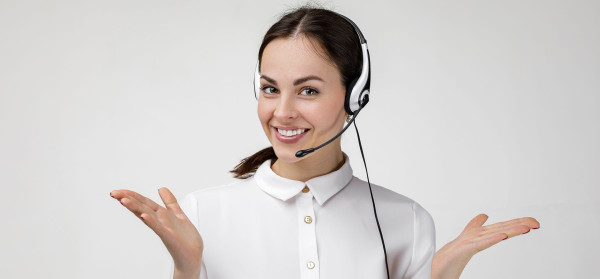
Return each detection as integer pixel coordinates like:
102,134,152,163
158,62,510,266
169,155,435,278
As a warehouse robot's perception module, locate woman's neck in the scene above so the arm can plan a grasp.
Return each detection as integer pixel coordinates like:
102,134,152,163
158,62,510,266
271,147,345,182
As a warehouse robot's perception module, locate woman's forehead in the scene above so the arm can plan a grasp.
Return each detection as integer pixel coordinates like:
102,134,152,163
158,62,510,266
261,36,340,83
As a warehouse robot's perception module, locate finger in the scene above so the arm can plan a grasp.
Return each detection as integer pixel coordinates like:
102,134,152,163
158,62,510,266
119,197,144,216
462,214,488,234
120,189,162,212
478,223,534,241
470,225,531,254
115,194,166,235
111,189,162,212
110,190,125,200
484,217,540,232
528,217,541,229
467,214,488,228
158,187,184,214
505,224,532,239
119,195,156,219
514,217,539,229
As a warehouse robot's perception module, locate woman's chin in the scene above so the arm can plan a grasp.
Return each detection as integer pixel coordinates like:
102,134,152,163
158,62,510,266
272,146,306,163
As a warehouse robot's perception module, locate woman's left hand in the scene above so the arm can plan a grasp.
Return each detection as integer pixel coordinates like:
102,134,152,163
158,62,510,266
431,214,540,279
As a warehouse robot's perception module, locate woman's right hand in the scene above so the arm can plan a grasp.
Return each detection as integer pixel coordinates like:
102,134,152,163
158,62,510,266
111,187,203,278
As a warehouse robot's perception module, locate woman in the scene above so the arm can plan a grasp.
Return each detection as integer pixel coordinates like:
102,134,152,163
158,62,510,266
110,6,539,279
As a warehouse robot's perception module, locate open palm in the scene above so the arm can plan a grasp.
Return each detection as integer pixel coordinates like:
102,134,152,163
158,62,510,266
111,188,203,277
432,214,540,279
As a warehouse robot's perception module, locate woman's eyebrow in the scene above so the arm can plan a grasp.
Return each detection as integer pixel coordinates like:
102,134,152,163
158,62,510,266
260,75,325,86
293,75,324,86
261,75,278,85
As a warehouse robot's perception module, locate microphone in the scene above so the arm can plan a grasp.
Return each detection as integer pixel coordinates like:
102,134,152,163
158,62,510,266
295,102,366,158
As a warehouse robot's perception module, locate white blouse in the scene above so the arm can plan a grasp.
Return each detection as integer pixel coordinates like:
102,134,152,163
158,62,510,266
170,155,435,279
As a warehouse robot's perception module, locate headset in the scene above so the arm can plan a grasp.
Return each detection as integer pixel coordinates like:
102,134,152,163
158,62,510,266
253,12,391,279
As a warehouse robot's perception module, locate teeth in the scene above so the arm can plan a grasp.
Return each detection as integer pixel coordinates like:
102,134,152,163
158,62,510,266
277,128,307,137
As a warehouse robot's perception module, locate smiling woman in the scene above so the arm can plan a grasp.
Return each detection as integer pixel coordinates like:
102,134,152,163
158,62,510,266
110,5,540,279
230,6,364,180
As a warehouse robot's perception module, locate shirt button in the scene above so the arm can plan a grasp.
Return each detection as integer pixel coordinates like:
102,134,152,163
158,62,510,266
302,186,310,193
307,261,315,269
304,216,312,224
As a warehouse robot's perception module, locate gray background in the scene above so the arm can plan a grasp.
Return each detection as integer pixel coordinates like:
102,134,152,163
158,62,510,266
1,0,598,278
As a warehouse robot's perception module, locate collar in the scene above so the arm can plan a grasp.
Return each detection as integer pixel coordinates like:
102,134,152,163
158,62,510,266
254,154,354,206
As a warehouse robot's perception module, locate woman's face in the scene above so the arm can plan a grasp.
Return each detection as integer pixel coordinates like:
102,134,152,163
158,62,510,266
257,35,347,163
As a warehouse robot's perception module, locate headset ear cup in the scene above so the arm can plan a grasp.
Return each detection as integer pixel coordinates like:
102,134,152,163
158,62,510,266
254,61,261,100
344,78,358,115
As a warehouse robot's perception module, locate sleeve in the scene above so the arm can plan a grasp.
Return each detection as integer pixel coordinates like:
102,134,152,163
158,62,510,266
168,193,209,279
403,202,436,279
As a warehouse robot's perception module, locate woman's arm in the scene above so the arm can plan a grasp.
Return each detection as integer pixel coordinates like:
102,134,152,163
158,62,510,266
173,266,201,279
431,214,540,279
111,188,204,278
404,202,436,279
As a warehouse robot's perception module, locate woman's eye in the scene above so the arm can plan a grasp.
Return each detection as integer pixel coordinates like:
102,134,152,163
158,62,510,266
300,87,319,96
261,86,279,94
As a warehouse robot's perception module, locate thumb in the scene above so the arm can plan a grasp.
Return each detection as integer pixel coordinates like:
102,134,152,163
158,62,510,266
462,213,488,233
158,187,183,213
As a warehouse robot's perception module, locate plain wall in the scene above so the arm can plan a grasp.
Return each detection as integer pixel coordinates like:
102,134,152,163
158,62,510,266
0,0,598,278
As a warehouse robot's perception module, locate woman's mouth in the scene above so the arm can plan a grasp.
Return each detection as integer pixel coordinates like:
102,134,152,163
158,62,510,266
273,127,310,144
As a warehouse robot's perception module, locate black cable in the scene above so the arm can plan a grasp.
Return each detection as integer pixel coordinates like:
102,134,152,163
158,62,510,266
353,118,390,279
296,104,364,158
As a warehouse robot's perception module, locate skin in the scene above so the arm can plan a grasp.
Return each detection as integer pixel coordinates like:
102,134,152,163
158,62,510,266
257,35,348,181
432,214,539,279
111,34,540,279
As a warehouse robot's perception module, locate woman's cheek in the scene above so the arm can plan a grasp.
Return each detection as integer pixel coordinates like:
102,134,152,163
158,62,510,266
257,101,274,134
309,103,343,134
257,101,270,122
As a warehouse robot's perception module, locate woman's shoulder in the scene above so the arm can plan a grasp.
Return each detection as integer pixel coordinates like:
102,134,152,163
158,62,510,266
347,176,419,204
178,178,257,219
347,176,434,224
183,177,256,200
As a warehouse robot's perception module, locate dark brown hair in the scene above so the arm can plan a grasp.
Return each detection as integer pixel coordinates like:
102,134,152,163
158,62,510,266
230,5,363,179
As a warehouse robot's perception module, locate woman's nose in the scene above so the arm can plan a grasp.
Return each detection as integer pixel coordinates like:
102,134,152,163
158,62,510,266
273,94,299,121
